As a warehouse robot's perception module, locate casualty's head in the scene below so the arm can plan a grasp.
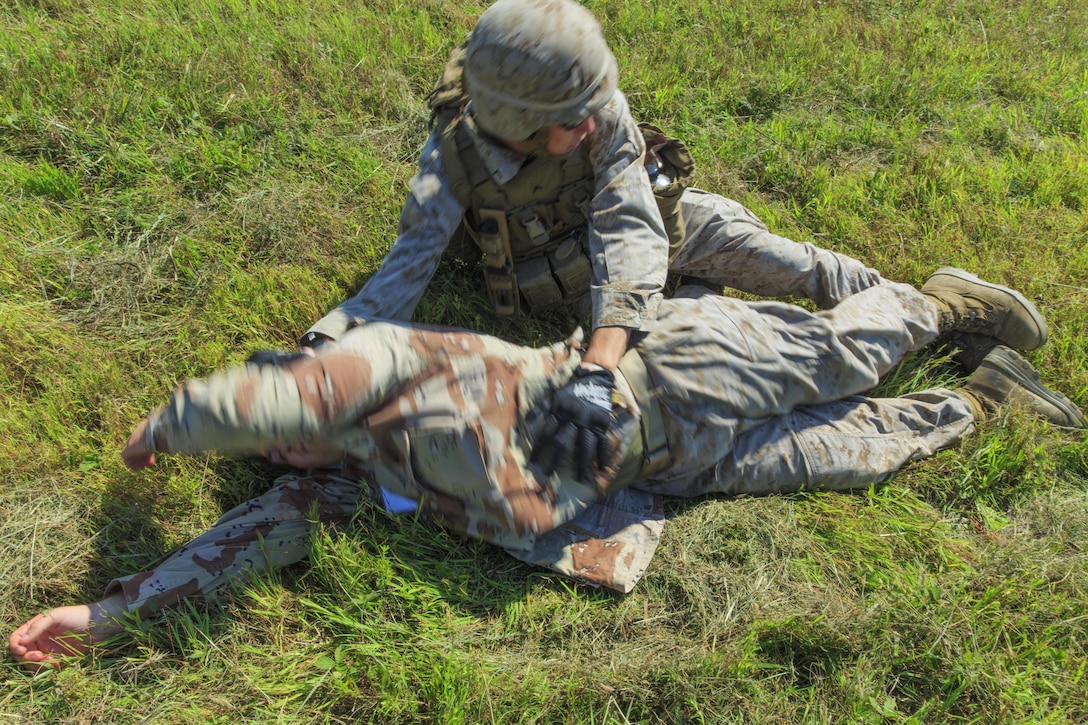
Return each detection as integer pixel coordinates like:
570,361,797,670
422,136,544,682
463,0,618,152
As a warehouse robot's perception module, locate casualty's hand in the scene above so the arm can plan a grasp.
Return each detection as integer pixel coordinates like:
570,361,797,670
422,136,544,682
532,365,615,482
122,418,156,471
9,606,94,669
9,594,127,671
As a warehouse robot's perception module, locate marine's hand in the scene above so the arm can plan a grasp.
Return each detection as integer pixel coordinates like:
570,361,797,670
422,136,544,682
532,365,615,482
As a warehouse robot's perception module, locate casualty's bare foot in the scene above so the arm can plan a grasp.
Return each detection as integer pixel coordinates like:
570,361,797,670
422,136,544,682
8,594,127,671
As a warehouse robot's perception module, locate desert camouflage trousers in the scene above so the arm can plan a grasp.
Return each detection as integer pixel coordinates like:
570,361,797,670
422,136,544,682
673,188,888,309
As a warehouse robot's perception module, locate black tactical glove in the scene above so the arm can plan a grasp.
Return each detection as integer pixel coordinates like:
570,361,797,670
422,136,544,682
533,365,615,483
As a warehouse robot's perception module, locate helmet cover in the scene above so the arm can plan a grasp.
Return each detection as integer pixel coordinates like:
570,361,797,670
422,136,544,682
463,0,619,139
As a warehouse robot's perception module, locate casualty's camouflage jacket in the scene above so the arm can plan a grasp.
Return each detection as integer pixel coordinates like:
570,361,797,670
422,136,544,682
138,321,663,592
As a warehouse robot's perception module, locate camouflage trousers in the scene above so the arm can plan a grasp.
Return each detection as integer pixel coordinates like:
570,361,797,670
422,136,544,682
632,282,976,495
673,188,888,309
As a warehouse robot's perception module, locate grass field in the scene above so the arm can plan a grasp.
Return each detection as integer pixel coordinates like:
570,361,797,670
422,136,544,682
2,0,1087,722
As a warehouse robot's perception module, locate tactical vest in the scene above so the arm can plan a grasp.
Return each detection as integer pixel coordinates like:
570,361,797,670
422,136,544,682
428,44,695,316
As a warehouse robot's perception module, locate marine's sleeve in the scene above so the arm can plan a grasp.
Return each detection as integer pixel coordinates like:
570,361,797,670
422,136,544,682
141,324,431,457
306,132,467,339
586,92,669,332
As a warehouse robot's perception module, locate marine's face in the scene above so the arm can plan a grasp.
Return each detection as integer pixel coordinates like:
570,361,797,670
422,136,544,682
545,115,598,155
503,114,598,156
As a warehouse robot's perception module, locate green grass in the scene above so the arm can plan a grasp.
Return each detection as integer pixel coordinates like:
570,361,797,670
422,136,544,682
2,0,1088,721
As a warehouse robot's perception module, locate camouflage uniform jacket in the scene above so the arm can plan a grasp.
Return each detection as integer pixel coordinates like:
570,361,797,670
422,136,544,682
307,90,669,338
139,321,662,590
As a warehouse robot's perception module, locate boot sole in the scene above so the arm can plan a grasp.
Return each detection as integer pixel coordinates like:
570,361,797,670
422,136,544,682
926,267,1048,350
981,346,1086,428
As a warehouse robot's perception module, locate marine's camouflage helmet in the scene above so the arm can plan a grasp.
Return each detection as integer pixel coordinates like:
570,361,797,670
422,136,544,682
463,0,619,140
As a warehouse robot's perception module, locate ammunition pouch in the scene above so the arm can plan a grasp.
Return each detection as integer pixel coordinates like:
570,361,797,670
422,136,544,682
640,123,696,259
475,210,519,315
472,207,593,315
511,256,556,311
513,235,592,311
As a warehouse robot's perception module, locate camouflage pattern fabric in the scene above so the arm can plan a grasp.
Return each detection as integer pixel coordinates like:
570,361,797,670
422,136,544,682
634,282,964,491
505,488,664,592
107,474,664,606
107,472,362,618
119,283,973,612
670,189,886,310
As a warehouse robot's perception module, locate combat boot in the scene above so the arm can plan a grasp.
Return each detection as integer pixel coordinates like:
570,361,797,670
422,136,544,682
957,345,1085,427
922,267,1048,351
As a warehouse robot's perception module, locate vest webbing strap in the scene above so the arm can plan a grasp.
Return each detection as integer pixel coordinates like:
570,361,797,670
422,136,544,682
436,115,474,207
